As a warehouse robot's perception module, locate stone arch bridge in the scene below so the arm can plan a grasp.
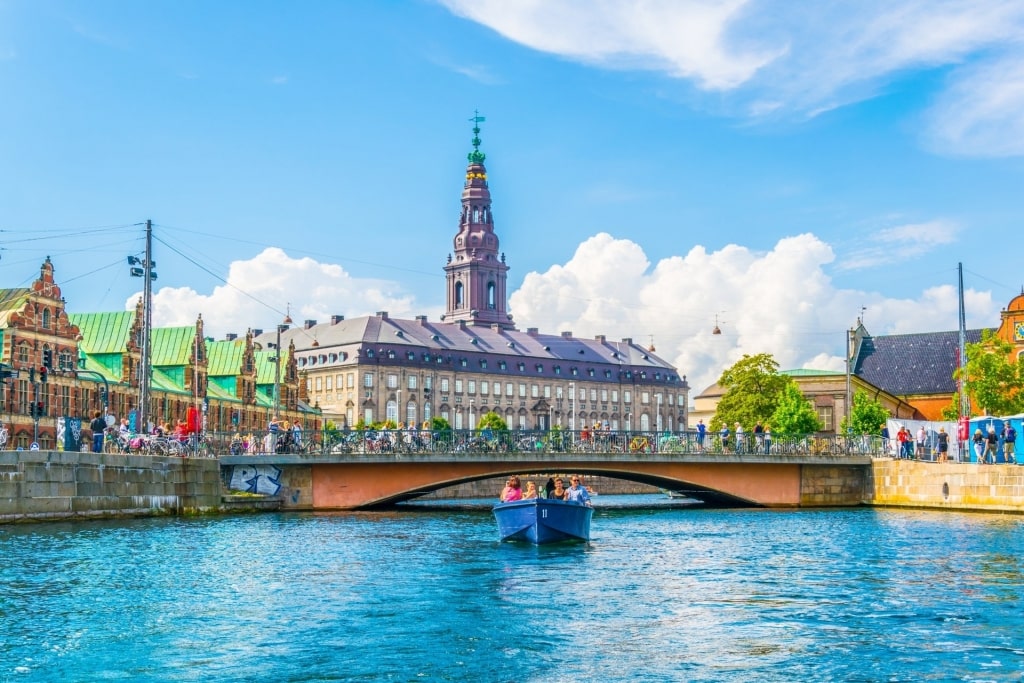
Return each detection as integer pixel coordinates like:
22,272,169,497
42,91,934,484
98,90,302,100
218,451,874,510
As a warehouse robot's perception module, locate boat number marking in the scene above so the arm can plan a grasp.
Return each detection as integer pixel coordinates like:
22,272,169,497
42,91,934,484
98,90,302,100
542,510,548,518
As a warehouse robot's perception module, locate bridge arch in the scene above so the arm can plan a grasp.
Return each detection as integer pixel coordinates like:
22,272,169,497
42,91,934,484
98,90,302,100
307,460,812,510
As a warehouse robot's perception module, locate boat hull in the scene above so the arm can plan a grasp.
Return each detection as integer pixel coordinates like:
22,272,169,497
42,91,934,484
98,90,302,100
493,498,593,544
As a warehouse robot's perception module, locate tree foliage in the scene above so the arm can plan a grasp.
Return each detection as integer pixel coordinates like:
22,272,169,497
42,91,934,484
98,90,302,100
840,390,890,435
711,353,792,431
476,411,508,432
430,416,452,432
947,330,1024,417
770,383,823,436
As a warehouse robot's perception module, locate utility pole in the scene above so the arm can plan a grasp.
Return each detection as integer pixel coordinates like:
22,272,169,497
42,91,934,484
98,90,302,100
128,220,157,433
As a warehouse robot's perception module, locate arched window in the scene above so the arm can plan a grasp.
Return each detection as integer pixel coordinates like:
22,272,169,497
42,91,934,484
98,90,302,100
487,282,496,309
41,309,51,329
640,414,650,431
406,401,417,425
455,282,464,308
386,400,398,423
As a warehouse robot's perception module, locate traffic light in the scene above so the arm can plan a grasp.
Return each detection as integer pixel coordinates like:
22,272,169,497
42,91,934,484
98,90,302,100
29,367,35,383
42,349,53,369
35,401,45,417
28,403,34,418
39,366,48,383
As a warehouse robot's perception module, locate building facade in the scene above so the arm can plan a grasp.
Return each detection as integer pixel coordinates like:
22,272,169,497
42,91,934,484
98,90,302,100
257,123,689,432
0,258,315,449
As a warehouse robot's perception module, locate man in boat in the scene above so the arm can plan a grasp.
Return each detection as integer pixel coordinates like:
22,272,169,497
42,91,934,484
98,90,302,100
564,476,592,506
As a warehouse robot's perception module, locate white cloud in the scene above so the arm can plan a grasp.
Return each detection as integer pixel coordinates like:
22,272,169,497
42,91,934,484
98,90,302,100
137,247,430,339
440,0,782,90
438,0,1024,156
136,237,1001,399
836,219,960,271
924,53,1024,157
509,232,1000,394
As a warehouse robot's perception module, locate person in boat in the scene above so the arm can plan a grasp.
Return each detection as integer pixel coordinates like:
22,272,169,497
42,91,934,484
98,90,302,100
564,476,592,506
500,476,523,502
548,477,567,500
544,477,555,498
523,481,538,499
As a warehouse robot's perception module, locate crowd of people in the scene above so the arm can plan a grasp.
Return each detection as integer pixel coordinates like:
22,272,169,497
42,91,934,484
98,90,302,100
499,475,593,506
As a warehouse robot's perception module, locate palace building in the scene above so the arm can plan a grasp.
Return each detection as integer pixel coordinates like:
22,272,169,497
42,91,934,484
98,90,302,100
253,120,689,432
0,121,684,449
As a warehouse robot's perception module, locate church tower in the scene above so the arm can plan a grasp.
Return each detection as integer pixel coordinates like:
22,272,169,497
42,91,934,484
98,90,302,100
443,114,514,329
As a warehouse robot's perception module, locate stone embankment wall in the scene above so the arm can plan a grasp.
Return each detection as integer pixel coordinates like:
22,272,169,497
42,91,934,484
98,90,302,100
869,459,1024,512
0,450,223,524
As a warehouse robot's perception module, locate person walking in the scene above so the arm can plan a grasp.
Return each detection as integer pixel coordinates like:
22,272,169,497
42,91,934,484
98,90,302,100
89,411,106,453
936,427,949,463
1002,421,1016,464
983,426,999,464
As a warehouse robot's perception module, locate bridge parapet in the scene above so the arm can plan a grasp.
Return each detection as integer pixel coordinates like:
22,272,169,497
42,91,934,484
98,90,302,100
213,429,886,460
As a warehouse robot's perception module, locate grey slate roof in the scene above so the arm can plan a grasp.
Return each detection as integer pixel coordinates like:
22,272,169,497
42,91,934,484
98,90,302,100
251,312,686,387
853,328,987,396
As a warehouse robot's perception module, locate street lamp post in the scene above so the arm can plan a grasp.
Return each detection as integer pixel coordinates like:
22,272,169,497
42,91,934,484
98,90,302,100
569,382,576,434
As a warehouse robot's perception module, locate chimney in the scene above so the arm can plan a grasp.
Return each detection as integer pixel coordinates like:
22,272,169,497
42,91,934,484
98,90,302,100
561,331,573,338
527,327,539,336
304,319,317,329
253,328,263,337
331,315,344,325
225,333,237,341
376,311,389,320
416,315,429,324
621,337,633,345
595,334,606,342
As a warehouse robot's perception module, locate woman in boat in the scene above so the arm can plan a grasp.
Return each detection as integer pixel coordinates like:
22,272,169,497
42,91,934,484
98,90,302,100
523,481,538,499
548,477,567,500
500,476,523,502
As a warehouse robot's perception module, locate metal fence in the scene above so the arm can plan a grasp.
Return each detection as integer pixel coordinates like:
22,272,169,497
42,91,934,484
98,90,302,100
200,429,887,458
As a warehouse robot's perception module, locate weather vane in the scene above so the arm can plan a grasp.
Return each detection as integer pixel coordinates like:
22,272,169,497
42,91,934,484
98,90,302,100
468,110,486,164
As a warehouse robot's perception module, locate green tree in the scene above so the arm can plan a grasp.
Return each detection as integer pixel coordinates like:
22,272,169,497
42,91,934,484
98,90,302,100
946,330,1024,417
476,411,508,432
770,383,823,436
712,353,792,431
430,416,452,432
840,390,890,435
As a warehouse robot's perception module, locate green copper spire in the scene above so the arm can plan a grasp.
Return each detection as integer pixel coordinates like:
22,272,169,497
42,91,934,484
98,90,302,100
468,110,486,164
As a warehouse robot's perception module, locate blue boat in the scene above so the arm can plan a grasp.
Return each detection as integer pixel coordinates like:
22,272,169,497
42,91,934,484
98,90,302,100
493,498,593,544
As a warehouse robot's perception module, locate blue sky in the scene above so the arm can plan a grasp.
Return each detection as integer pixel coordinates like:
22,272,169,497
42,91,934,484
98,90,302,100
2,0,1023,393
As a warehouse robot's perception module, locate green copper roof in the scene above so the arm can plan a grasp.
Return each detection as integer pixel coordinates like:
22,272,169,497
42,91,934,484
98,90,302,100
68,311,135,354
254,348,289,387
151,326,194,366
207,338,246,376
151,366,187,394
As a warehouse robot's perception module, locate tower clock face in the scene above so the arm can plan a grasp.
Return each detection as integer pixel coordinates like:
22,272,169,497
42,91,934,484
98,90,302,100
1016,321,1024,341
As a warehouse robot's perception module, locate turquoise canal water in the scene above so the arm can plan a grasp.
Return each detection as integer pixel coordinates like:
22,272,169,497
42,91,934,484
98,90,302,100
2,498,1023,682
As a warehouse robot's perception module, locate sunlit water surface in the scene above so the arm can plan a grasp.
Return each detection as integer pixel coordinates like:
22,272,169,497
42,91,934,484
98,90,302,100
2,497,1023,682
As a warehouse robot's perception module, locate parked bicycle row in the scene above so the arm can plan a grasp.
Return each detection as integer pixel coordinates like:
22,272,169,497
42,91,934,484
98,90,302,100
212,429,886,457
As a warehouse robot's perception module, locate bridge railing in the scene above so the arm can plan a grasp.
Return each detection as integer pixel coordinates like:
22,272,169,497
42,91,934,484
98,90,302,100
207,429,886,458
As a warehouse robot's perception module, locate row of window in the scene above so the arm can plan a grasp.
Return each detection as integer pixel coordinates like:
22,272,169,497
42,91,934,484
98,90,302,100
309,372,685,407
305,347,676,382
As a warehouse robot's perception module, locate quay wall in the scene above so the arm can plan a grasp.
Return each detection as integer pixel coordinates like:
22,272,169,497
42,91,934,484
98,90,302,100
5,451,1024,524
0,450,223,524
868,458,1024,512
